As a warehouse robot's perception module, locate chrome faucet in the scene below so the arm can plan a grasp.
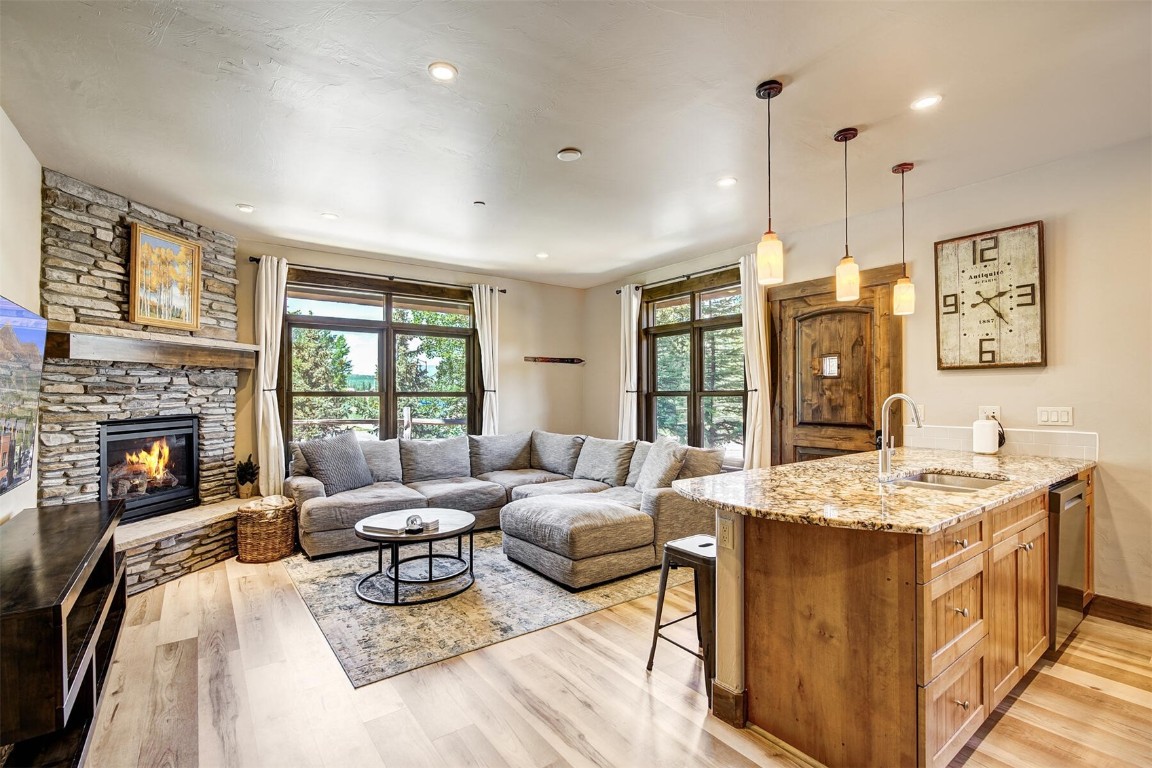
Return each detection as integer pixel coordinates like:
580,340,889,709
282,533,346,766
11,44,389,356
880,393,923,478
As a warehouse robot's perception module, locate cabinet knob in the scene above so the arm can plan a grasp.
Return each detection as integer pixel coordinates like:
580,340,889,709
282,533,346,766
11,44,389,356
954,699,970,710
954,538,968,548
953,607,970,618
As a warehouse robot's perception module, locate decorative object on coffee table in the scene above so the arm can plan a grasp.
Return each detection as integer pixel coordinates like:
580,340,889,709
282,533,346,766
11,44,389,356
129,222,201,330
353,508,476,606
235,453,259,498
236,495,296,563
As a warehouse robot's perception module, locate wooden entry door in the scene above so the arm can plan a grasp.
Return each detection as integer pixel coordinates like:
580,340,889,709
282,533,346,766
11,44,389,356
770,265,905,465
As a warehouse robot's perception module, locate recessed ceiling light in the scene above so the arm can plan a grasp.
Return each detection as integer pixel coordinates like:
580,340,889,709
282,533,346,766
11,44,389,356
428,62,458,81
911,94,942,111
556,148,582,162
235,203,255,213
536,252,550,260
716,176,738,188
320,212,340,220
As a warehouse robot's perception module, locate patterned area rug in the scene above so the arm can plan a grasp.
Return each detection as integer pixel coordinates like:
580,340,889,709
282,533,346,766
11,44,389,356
283,530,690,687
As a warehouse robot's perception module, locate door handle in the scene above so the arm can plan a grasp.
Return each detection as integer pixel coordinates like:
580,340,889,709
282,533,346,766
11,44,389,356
953,607,970,618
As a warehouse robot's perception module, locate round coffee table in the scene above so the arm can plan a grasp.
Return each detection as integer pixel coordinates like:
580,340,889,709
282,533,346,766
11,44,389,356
353,508,476,606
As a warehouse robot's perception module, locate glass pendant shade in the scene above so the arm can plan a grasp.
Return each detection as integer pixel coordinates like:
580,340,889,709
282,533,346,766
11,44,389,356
835,255,860,301
756,231,784,285
893,276,916,315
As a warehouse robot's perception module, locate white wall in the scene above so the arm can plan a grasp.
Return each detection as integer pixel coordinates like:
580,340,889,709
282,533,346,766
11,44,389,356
582,138,1152,605
0,108,43,522
233,241,586,461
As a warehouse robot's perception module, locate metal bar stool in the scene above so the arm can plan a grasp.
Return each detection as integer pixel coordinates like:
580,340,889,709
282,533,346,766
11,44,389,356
645,534,717,707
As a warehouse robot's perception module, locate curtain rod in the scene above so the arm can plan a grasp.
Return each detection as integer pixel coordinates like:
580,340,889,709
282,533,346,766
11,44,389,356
615,262,740,294
248,257,507,293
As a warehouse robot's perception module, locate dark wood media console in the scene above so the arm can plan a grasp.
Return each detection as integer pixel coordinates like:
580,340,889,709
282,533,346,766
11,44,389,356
1,501,126,767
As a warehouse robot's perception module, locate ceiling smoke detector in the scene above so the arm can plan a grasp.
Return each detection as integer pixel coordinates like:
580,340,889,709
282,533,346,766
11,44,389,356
428,62,458,81
556,147,583,162
235,203,255,213
716,176,738,188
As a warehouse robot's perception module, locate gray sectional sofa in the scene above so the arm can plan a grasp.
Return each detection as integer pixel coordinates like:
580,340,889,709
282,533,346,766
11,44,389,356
283,429,723,588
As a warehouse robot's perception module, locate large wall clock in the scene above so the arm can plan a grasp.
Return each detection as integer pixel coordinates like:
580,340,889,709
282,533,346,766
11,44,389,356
934,221,1045,369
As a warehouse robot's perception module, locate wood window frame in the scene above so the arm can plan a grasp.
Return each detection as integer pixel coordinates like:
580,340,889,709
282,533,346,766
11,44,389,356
279,268,480,443
638,267,746,450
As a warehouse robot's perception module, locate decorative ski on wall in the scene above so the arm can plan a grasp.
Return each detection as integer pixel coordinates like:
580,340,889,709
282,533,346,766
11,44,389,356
523,356,584,364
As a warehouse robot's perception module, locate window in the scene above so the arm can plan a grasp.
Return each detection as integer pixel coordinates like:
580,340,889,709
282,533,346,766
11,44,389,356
282,279,476,443
641,269,745,466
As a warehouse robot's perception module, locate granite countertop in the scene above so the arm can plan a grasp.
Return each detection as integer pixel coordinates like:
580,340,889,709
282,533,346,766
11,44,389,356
672,447,1095,535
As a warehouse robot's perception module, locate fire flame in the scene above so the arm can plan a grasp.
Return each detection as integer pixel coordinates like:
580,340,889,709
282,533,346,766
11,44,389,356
126,438,170,479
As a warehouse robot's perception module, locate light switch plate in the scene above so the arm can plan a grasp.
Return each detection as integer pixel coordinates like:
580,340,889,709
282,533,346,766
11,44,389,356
978,405,1000,421
1036,406,1074,426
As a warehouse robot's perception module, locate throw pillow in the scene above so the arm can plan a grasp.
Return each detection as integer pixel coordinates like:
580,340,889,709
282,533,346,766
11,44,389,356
468,432,532,475
399,436,470,483
677,446,726,479
289,442,309,476
361,438,402,483
573,437,635,486
635,437,688,491
297,431,374,496
530,430,585,476
625,440,653,486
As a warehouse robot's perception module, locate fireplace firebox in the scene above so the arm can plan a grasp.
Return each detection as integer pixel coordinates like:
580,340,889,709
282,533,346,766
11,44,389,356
99,416,199,522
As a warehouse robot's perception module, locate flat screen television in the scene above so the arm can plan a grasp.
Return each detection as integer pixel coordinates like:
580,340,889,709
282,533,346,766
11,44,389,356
0,294,48,498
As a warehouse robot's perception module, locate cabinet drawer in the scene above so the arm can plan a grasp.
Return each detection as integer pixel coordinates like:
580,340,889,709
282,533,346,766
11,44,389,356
919,554,987,685
918,515,987,584
919,638,988,768
990,490,1046,543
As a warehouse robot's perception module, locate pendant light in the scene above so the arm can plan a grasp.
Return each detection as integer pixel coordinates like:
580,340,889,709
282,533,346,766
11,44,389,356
755,80,784,285
892,162,916,315
834,128,860,301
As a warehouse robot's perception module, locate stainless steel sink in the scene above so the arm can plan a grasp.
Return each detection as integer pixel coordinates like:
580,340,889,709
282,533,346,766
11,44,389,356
891,473,1006,493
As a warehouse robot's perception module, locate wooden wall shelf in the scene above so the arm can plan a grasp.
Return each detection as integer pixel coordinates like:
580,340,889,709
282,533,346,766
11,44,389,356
45,321,258,370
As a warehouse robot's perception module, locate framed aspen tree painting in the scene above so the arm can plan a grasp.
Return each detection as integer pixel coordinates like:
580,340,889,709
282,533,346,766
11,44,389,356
129,223,201,331
934,221,1045,370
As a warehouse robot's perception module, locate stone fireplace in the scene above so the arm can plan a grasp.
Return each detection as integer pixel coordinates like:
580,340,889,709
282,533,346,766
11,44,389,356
36,169,247,512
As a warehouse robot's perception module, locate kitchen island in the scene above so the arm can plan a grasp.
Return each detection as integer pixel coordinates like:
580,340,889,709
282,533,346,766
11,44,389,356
673,447,1095,768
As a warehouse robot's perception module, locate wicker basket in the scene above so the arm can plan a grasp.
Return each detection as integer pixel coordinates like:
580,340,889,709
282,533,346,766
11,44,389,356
236,495,297,563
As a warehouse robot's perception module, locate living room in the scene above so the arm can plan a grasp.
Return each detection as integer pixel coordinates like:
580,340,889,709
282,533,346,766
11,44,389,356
1,2,1150,767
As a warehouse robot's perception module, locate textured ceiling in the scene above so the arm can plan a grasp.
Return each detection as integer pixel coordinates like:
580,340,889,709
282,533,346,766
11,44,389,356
2,1,1149,288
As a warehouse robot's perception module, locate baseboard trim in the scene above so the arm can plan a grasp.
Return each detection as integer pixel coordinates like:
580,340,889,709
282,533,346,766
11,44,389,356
710,681,746,728
1088,595,1152,630
746,724,825,768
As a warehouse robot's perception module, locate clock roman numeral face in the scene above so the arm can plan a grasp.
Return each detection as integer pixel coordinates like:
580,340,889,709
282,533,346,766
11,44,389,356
935,222,1046,369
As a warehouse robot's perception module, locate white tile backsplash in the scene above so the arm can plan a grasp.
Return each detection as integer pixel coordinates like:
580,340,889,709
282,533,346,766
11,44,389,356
904,424,1098,461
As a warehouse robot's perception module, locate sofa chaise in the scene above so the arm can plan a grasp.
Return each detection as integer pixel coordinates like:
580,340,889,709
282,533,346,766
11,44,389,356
284,429,723,587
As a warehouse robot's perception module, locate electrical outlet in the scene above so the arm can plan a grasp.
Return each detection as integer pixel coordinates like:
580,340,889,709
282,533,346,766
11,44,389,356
978,406,1001,421
1036,406,1074,426
718,517,735,550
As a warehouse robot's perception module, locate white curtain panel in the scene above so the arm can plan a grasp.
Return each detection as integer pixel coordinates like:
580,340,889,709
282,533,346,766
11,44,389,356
740,254,771,469
255,255,289,495
471,284,499,435
617,284,642,440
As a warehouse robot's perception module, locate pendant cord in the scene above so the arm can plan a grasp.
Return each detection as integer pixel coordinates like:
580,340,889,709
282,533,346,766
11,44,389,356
900,171,907,277
843,139,849,258
766,96,773,232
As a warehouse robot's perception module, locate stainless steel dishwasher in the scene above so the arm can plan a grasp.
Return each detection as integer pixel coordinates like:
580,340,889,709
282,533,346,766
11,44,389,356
1049,478,1089,650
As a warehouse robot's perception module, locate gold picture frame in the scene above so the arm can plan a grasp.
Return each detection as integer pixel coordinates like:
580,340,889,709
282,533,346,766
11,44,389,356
129,222,201,331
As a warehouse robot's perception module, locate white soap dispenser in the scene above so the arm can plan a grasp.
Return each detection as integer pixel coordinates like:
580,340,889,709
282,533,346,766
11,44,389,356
972,417,1003,454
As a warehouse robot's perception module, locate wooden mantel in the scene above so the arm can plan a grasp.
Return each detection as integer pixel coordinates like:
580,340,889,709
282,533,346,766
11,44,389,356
45,322,259,370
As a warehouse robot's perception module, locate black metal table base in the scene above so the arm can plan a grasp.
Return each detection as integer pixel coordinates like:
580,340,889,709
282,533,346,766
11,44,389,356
355,531,475,606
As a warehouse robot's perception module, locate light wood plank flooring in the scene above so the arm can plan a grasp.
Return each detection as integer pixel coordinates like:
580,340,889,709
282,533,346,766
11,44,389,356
88,558,1152,768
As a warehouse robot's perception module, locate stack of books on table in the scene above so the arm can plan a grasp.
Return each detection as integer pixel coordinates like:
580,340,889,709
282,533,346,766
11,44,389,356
363,517,440,535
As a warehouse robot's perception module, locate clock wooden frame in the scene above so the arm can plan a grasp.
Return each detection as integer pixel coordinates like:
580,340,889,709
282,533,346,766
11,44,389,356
933,221,1046,370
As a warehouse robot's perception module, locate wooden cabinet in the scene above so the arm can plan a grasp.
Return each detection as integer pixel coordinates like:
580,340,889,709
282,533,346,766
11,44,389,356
1,501,126,766
743,487,1059,768
987,507,1049,707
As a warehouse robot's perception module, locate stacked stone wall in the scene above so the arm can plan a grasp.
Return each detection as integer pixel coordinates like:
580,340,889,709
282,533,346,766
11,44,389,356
36,170,241,508
122,517,237,594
